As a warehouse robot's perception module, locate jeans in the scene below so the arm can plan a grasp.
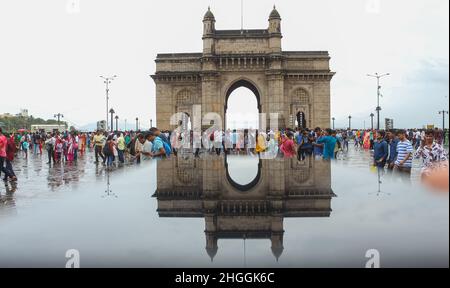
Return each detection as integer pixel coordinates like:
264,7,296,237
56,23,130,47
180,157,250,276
117,149,125,163
5,159,15,178
34,143,39,154
374,160,386,168
73,148,78,161
107,155,114,167
0,157,13,180
47,148,55,163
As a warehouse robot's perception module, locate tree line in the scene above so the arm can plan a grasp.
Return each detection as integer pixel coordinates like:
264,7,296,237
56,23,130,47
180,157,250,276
0,115,68,132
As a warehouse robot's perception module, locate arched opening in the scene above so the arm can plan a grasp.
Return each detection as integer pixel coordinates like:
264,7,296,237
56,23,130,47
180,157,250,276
295,111,306,129
225,80,261,131
225,154,262,192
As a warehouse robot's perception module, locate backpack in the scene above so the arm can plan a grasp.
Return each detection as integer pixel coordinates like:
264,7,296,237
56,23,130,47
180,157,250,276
163,141,171,157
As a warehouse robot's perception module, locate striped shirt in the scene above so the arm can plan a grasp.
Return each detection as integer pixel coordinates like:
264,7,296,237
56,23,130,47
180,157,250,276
395,140,413,167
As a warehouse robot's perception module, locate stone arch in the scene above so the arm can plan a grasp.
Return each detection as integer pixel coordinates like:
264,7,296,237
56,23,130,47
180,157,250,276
224,78,262,113
224,154,263,192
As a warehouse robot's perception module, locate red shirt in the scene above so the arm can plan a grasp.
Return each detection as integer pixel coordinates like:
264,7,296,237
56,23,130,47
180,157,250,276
6,137,16,161
0,135,7,158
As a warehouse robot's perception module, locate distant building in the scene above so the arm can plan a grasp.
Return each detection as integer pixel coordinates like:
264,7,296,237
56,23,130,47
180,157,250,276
385,118,394,130
97,120,107,131
16,109,29,118
31,124,66,133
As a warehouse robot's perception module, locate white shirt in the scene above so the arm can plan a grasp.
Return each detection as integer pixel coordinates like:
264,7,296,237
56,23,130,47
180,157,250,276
141,140,153,160
214,130,223,142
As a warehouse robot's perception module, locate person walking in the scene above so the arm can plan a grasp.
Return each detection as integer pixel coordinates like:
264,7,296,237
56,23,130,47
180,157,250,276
22,137,29,159
414,129,448,179
316,129,337,160
386,131,399,171
313,127,324,157
93,131,106,164
0,128,14,181
4,133,17,182
45,133,56,164
280,132,296,158
73,134,79,161
140,133,154,161
373,131,388,168
104,135,115,168
394,130,414,175
148,130,166,158
117,133,126,164
55,137,63,163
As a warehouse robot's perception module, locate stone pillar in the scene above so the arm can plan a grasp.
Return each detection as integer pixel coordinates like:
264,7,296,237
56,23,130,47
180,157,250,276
202,157,222,197
266,71,285,130
313,81,331,129
201,57,223,130
155,82,174,131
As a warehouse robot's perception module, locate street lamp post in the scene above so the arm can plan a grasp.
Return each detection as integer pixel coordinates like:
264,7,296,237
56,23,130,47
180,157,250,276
115,115,119,132
370,113,374,130
150,118,153,128
348,115,352,130
332,117,335,130
135,117,139,131
439,110,449,145
124,119,127,131
100,75,117,132
367,73,390,130
54,113,64,131
109,108,115,132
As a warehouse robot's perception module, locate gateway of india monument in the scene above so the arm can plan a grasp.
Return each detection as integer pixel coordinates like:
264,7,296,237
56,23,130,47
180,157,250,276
151,6,334,131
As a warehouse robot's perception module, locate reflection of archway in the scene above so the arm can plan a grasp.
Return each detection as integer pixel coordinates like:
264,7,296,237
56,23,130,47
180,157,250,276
225,79,261,130
224,154,262,192
296,111,306,129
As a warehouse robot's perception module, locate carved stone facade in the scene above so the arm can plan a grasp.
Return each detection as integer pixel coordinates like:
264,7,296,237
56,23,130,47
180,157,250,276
151,6,335,131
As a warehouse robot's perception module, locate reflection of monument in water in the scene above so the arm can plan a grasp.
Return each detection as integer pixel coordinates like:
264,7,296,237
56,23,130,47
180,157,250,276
153,156,335,261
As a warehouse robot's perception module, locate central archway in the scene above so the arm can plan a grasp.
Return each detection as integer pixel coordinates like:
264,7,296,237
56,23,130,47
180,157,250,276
225,79,261,130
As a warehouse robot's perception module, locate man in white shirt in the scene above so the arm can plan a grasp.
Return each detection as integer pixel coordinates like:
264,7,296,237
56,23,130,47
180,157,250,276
140,133,153,161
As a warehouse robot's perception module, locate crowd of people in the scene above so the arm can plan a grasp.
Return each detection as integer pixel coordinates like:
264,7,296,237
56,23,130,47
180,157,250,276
0,126,448,185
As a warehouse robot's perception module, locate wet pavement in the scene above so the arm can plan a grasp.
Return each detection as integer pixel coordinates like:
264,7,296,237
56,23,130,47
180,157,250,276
0,146,448,268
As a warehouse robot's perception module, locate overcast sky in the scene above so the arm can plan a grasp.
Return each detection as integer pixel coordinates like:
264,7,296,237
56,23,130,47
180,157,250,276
0,0,448,129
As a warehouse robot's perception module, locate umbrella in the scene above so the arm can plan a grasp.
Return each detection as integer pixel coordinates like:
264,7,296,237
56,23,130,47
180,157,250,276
17,128,27,133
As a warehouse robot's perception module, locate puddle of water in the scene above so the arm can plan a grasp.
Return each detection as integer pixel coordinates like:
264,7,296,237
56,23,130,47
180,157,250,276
0,148,448,267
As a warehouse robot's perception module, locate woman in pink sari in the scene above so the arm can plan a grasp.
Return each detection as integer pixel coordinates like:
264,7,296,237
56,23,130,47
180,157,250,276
280,132,296,158
67,136,75,162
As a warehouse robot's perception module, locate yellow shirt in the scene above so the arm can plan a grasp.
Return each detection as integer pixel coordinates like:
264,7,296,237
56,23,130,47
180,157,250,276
93,134,105,147
117,136,126,150
256,134,266,153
